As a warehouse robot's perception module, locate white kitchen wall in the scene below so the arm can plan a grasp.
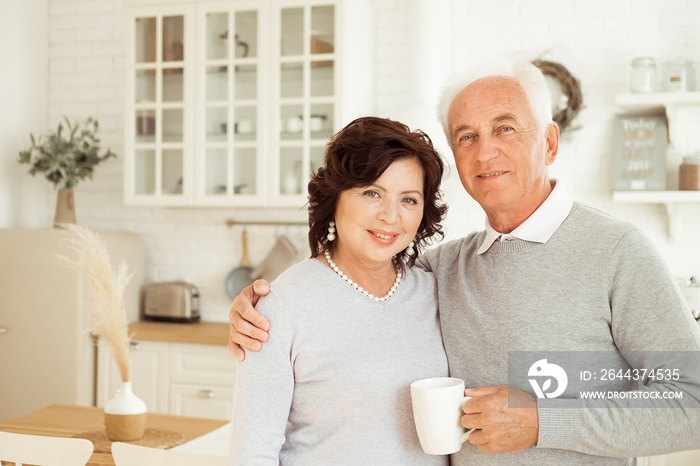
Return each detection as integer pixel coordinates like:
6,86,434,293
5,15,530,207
444,0,700,277
40,0,700,321
0,0,50,228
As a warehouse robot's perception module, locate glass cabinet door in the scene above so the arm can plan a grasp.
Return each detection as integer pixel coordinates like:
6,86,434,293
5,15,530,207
200,6,261,204
129,10,190,204
124,0,369,208
276,4,335,203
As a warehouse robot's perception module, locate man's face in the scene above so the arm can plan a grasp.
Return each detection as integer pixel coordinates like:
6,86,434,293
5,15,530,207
447,76,558,225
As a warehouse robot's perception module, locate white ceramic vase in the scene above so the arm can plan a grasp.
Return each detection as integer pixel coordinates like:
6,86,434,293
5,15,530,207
104,381,147,441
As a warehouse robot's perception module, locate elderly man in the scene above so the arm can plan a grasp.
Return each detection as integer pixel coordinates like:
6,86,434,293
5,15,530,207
228,63,700,465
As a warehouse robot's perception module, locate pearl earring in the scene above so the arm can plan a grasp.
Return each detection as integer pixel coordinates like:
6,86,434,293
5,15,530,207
327,221,336,242
406,240,415,256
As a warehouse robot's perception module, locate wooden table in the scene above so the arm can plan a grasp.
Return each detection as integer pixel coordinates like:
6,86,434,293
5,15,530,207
0,404,228,465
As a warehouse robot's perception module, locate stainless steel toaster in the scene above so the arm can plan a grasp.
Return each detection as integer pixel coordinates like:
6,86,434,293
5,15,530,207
143,281,200,322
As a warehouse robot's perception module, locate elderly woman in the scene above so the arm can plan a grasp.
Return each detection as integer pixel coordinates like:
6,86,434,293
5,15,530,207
229,117,449,465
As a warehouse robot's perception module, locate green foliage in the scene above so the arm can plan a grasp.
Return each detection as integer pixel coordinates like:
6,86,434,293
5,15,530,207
18,116,116,189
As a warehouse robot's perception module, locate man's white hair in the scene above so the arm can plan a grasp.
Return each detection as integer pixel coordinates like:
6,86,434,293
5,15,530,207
436,61,554,143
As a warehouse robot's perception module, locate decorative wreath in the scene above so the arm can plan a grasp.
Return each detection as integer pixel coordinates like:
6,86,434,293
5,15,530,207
531,59,583,133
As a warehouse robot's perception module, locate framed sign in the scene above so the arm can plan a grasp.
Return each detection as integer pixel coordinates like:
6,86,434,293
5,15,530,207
611,114,667,190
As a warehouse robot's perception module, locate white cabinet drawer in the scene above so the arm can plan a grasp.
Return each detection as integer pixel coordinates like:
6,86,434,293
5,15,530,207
170,382,235,420
170,342,238,386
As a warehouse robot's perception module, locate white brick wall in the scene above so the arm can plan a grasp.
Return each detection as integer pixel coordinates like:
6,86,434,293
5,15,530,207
47,0,700,321
436,0,700,278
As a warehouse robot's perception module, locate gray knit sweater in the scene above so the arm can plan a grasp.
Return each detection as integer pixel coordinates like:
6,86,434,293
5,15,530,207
420,202,700,465
228,258,449,465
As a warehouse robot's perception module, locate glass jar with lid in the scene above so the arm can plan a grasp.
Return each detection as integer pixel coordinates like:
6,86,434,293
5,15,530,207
662,59,695,92
679,155,700,190
630,57,657,93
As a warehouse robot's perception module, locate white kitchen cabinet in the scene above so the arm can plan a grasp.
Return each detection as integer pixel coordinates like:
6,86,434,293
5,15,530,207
196,1,266,206
612,92,700,242
98,340,238,420
98,339,170,414
123,0,373,207
169,342,238,419
124,5,195,206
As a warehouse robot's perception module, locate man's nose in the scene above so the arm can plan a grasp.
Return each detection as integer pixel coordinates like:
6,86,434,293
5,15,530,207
475,134,499,162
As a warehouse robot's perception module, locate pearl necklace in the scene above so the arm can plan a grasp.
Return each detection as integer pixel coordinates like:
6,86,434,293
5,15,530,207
324,250,402,303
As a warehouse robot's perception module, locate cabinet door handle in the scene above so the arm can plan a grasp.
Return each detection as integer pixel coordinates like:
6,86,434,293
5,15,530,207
198,390,216,399
129,341,142,350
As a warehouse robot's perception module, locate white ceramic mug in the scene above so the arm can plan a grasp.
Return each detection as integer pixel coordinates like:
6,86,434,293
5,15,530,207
310,115,324,132
286,116,303,133
410,377,474,455
237,119,253,134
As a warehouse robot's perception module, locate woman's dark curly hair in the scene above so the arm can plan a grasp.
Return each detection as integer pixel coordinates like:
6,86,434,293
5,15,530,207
307,116,447,267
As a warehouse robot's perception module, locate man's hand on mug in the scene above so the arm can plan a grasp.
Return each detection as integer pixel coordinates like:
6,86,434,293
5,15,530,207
461,385,539,453
228,279,272,360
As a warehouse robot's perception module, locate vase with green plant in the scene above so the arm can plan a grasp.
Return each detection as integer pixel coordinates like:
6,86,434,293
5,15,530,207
18,116,116,227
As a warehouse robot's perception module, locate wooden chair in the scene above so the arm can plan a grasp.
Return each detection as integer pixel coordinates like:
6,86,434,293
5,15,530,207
111,442,228,466
0,431,94,466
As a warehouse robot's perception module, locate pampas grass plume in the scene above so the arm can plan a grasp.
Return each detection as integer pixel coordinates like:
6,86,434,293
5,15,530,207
57,223,133,383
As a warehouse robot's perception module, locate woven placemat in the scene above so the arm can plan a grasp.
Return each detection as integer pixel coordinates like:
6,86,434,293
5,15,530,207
72,428,185,453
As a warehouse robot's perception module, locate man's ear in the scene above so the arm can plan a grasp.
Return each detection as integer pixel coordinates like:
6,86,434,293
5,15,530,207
544,122,560,166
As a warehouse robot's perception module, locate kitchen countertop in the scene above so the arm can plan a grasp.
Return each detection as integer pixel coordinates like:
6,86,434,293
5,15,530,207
128,321,229,346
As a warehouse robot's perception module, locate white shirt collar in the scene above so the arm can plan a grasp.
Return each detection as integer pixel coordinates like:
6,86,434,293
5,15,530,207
477,180,574,255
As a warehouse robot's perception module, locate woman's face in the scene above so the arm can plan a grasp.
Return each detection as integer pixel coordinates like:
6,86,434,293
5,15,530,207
333,158,425,268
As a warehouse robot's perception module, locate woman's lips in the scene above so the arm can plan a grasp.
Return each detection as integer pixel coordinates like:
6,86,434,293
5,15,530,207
369,230,397,240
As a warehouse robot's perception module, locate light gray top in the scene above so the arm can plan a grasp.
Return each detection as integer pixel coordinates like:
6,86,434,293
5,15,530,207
421,202,700,465
228,258,449,466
